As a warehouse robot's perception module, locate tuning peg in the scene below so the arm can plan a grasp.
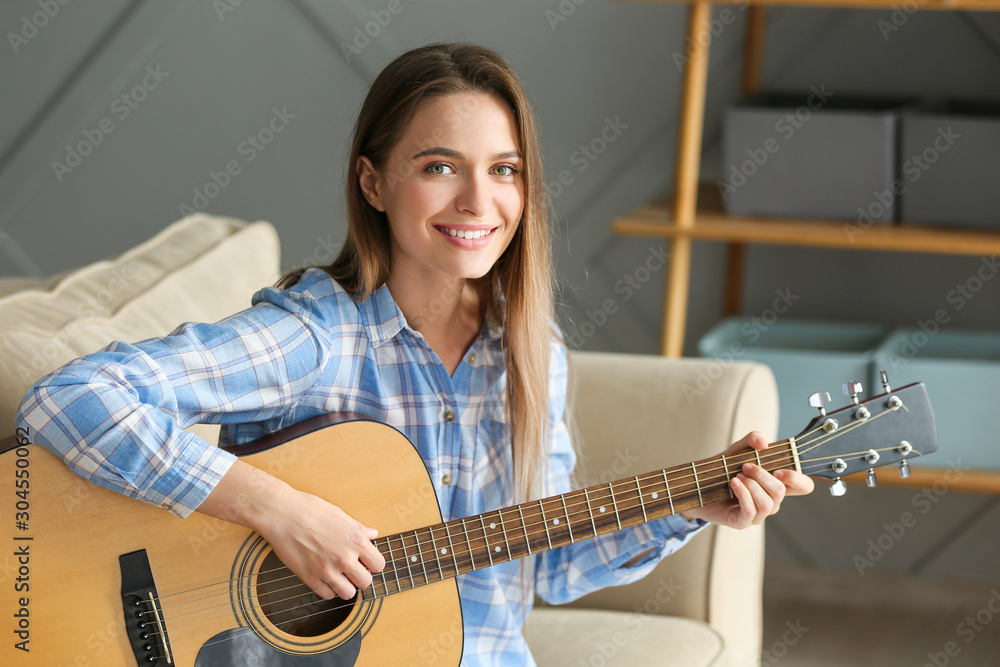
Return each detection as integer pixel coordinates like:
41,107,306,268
899,459,911,479
830,478,847,497
809,392,832,417
843,381,863,406
866,469,878,487
879,370,891,393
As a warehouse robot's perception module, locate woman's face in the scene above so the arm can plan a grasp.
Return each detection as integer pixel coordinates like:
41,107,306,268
358,92,524,286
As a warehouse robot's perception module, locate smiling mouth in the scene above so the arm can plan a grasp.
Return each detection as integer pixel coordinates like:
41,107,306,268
434,226,496,240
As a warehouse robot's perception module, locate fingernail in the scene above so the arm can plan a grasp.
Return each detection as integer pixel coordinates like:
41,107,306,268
367,528,378,537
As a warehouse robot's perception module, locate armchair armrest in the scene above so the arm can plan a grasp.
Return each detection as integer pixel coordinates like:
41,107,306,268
559,351,779,665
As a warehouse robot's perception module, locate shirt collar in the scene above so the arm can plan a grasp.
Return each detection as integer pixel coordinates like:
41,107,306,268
359,283,407,346
360,283,505,346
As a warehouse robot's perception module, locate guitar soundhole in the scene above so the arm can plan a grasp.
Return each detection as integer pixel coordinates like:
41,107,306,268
255,551,356,638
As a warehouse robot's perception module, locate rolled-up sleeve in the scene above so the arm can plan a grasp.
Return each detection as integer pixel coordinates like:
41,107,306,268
15,272,339,517
532,342,706,605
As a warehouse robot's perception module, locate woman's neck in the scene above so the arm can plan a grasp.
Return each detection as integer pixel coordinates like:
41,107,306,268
385,273,483,376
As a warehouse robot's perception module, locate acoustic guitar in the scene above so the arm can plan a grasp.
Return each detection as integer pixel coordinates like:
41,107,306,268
0,379,936,665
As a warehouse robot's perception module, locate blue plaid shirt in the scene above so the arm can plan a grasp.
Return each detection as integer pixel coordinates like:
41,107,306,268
17,268,704,666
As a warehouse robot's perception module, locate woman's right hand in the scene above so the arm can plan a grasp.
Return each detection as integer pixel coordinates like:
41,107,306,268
198,460,385,600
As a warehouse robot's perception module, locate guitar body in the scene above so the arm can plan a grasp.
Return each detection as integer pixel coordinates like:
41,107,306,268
1,420,463,666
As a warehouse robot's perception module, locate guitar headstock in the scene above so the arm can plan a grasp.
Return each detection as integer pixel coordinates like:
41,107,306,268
792,372,937,496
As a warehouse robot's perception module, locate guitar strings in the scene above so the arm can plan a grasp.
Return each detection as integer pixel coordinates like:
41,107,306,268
142,437,804,616
145,428,896,647
140,401,914,653
143,412,889,633
149,410,853,612
134,439,797,649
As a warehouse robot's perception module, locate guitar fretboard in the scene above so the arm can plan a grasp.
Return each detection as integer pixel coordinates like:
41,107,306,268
361,442,798,600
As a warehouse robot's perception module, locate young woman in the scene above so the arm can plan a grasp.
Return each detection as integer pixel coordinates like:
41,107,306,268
17,42,813,665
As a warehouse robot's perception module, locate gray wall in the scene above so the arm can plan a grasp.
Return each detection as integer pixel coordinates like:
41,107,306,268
2,1,999,579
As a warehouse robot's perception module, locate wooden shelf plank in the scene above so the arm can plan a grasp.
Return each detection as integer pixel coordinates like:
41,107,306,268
613,197,1000,255
621,0,1000,11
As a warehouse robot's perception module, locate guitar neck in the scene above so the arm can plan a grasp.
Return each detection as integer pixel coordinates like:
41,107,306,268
363,440,799,600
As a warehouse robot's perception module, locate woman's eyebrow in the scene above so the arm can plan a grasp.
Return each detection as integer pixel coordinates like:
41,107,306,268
411,147,522,161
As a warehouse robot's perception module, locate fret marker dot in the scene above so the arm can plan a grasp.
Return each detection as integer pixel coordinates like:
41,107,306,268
411,556,417,562
489,523,496,529
599,506,606,513
553,518,560,525
651,492,659,499
440,548,447,555
494,546,501,553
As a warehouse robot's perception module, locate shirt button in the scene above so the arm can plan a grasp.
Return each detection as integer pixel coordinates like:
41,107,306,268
445,410,455,422
468,353,476,364
160,503,173,511
442,473,452,485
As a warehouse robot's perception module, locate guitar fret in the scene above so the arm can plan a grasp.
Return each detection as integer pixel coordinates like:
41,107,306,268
498,510,512,559
538,500,553,549
460,518,475,572
582,489,598,537
608,482,622,530
400,533,423,587
444,524,460,574
634,476,648,522
516,506,532,555
692,463,704,506
662,470,675,515
721,454,735,499
415,532,429,584
755,449,763,467
428,528,445,580
559,495,575,543
479,515,495,566
386,537,401,593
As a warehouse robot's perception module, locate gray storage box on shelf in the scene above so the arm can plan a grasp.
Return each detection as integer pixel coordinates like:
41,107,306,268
721,93,904,223
698,318,887,440
873,329,1000,470
900,101,1000,229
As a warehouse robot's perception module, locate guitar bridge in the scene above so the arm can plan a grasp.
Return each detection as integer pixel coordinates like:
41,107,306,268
120,549,173,665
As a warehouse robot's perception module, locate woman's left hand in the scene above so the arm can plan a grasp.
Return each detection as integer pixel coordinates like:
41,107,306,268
681,431,815,529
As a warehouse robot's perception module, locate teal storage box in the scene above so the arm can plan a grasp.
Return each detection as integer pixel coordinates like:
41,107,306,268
698,318,887,440
873,329,1000,470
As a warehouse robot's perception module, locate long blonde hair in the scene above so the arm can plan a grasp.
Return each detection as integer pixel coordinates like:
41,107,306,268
279,43,555,503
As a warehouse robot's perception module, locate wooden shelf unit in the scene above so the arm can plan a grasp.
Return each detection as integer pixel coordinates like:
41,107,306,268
616,0,1000,358
615,1,1000,492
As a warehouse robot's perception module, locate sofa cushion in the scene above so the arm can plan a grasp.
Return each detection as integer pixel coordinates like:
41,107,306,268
0,214,281,440
525,608,727,666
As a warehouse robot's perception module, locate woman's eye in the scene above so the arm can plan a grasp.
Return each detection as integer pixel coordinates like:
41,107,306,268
492,164,518,177
425,163,453,175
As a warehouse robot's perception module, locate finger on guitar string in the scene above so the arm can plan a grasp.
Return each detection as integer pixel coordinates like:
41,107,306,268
737,462,783,520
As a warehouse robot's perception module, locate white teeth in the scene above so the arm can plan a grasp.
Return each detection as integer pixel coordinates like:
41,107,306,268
442,227,491,240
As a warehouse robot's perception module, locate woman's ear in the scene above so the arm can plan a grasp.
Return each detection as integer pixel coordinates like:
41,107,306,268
357,156,385,212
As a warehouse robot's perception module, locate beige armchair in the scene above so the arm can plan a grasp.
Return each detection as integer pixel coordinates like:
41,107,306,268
0,215,777,666
525,352,778,667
